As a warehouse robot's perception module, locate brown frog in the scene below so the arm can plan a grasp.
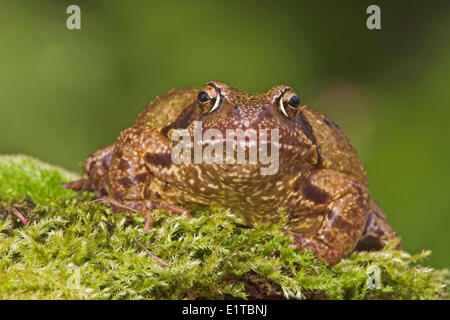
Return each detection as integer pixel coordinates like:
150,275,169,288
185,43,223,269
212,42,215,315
64,81,401,265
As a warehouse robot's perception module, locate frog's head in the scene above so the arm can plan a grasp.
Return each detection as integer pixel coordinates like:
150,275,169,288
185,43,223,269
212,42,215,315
180,81,317,177
194,81,318,169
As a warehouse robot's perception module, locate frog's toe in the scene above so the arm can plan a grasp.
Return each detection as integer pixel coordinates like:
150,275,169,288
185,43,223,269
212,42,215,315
118,200,191,218
94,198,191,233
62,179,91,192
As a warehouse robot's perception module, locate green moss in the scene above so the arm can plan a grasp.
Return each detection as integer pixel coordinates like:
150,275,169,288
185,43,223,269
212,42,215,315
0,154,448,300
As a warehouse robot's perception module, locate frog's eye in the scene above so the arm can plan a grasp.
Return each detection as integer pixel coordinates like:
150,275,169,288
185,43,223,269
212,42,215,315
197,91,211,103
278,90,301,119
288,95,300,108
197,85,221,114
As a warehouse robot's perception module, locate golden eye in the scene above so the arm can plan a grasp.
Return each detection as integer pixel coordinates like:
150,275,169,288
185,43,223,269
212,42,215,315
279,90,301,119
197,85,221,114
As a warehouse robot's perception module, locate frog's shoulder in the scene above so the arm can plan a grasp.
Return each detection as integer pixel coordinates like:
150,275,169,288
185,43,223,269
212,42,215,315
133,87,199,132
300,106,368,185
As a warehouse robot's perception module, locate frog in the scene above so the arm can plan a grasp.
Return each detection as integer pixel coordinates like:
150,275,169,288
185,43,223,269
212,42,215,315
63,81,401,265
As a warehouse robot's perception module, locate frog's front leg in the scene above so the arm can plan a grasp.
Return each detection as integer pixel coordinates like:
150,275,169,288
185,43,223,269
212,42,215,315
291,169,369,265
107,127,190,232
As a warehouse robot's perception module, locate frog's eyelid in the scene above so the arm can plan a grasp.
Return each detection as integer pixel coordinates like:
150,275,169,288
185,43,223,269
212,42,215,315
279,99,289,118
209,95,221,113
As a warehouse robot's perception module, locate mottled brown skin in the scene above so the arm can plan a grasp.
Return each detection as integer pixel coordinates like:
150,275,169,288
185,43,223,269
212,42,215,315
64,81,401,265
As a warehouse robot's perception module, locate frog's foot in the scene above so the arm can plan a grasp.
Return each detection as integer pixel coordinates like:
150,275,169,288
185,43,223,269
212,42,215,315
95,198,191,233
355,198,402,251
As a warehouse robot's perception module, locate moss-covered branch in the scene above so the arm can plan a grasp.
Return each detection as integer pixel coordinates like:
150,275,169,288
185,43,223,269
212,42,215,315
0,154,448,299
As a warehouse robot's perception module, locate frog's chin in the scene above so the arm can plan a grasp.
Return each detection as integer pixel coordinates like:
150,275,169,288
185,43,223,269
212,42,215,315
193,154,301,181
206,163,282,183
198,138,307,156
188,139,307,176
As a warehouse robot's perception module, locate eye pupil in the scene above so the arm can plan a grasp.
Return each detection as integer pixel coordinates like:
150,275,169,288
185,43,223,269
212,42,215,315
197,91,211,103
288,95,300,108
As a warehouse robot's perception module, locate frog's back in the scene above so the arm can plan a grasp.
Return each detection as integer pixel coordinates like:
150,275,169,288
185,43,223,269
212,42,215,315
133,87,199,132
301,106,368,186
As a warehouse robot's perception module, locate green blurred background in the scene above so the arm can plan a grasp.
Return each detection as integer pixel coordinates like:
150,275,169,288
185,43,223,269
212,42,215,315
1,0,449,267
